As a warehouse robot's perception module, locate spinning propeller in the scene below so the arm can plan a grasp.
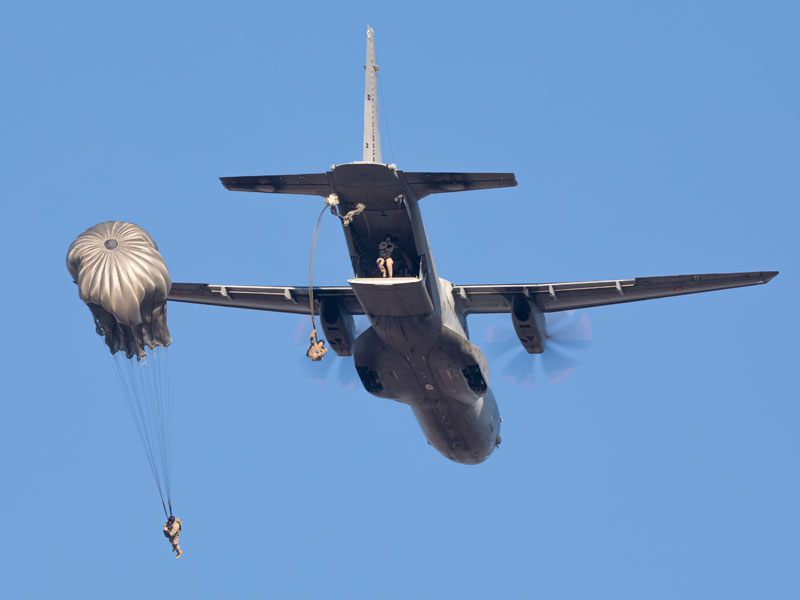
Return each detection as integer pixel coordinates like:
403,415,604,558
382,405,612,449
479,311,592,387
293,316,368,391
292,312,592,391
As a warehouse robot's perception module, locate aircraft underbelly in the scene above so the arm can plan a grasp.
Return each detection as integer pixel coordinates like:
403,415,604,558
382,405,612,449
335,165,501,463
353,319,501,464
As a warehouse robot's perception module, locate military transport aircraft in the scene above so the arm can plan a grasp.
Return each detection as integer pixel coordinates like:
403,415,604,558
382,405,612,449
167,27,777,465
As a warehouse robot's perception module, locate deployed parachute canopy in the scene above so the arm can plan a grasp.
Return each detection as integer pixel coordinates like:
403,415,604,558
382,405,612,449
67,221,172,359
68,221,176,518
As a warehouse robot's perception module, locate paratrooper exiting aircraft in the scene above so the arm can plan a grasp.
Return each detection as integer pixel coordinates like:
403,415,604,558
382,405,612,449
167,27,777,465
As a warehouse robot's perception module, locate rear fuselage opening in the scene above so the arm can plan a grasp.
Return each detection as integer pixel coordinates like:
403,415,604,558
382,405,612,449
331,163,421,280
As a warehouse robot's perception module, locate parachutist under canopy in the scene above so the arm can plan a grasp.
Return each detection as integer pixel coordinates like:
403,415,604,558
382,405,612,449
163,515,182,559
69,221,178,530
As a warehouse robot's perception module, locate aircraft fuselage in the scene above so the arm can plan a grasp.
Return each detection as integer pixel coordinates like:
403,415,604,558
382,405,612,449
332,163,502,464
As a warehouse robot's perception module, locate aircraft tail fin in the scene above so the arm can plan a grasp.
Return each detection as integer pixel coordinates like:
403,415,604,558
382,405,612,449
363,25,382,163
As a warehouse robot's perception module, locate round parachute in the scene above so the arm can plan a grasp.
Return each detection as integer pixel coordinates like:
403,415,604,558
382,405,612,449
68,221,176,517
67,221,172,359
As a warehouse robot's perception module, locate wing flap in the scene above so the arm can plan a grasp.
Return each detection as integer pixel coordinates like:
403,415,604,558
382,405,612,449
168,283,363,315
455,271,778,314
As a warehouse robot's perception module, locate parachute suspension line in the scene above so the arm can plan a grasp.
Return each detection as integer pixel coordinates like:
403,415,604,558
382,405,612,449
307,197,366,336
377,71,396,165
109,349,173,514
153,346,172,503
308,205,328,333
147,346,172,504
137,349,172,504
110,354,164,502
136,349,171,508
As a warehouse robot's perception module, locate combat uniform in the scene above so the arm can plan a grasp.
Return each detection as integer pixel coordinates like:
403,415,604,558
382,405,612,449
307,329,327,361
163,517,183,558
377,238,395,277
307,343,326,361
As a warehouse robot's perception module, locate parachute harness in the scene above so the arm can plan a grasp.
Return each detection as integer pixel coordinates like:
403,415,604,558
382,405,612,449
307,194,364,355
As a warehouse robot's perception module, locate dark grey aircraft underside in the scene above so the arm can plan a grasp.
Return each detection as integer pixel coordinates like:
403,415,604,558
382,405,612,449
167,27,778,464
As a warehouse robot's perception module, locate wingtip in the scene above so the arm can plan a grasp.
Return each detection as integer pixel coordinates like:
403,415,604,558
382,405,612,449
762,271,779,283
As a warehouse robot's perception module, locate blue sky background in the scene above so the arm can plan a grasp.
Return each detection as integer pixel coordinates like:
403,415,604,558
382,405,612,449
1,1,797,598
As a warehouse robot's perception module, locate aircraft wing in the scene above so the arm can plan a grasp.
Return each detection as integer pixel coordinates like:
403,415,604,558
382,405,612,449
453,271,778,314
168,283,364,315
168,271,777,316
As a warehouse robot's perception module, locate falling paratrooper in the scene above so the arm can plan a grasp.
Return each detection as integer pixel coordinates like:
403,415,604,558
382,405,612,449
67,221,182,557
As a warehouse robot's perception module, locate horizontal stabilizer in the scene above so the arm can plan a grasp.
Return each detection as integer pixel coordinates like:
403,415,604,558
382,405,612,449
454,271,779,314
219,169,517,201
404,172,517,199
220,173,330,196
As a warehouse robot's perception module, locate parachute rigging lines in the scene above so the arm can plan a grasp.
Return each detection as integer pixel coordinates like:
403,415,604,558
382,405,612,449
307,199,365,334
110,348,174,517
68,221,176,516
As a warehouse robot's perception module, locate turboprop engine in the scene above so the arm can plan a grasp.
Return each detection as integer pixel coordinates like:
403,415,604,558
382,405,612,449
319,297,356,356
511,295,547,354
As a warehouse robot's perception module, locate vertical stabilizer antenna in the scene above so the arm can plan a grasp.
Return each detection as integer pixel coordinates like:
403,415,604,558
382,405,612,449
363,25,382,163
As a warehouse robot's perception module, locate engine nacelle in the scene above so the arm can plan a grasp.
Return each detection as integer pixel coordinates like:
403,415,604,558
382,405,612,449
511,295,546,354
319,298,357,356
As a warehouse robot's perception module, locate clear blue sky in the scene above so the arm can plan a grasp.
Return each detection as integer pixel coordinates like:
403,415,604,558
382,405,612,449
2,1,797,598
